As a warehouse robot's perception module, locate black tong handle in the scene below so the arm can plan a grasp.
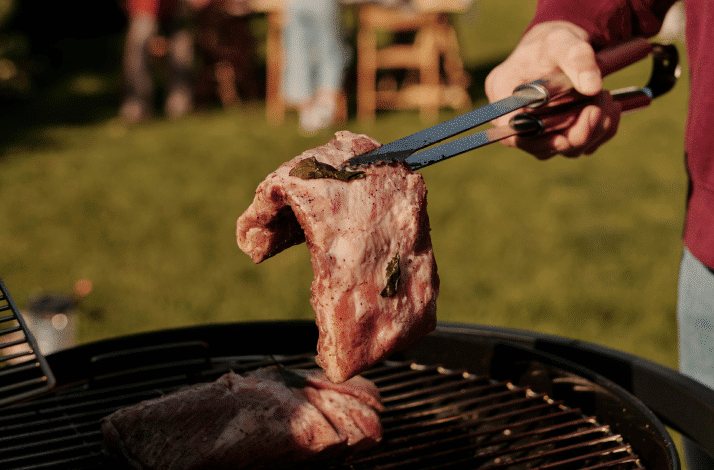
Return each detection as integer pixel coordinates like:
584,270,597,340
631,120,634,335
510,42,680,136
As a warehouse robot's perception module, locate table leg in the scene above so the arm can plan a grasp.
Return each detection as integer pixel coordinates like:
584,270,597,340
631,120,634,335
265,11,285,125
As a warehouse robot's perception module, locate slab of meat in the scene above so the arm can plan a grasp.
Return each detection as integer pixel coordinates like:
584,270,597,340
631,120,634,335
101,367,383,470
236,131,439,383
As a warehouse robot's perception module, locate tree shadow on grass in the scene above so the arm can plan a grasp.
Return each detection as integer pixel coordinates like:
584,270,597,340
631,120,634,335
0,84,122,156
0,0,128,157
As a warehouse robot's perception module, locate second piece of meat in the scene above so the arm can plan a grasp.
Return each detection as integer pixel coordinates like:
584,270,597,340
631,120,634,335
101,367,383,470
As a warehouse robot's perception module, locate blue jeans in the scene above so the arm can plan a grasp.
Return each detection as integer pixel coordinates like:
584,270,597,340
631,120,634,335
677,247,714,468
281,0,350,104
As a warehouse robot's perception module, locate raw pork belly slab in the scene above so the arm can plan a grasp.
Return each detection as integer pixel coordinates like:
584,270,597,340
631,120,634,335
101,368,383,470
236,131,439,383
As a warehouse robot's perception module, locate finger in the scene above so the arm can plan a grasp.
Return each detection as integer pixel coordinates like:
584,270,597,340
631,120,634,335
501,101,599,157
518,105,602,159
582,98,621,155
510,133,573,160
561,93,620,157
544,29,602,96
565,104,604,149
511,92,621,159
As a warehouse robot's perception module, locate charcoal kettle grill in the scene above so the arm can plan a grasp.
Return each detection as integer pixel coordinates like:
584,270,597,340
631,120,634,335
2,314,714,469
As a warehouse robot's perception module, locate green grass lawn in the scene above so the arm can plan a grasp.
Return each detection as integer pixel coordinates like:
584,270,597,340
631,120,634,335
1,1,689,375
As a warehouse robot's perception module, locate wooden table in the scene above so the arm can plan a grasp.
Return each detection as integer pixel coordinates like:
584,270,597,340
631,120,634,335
249,0,472,125
249,0,284,124
356,0,472,123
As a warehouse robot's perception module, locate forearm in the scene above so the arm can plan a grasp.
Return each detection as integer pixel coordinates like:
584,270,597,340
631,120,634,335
527,0,674,48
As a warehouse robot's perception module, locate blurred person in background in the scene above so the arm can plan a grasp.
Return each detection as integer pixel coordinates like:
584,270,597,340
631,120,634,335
484,1,712,468
193,0,258,109
120,0,197,123
282,0,350,135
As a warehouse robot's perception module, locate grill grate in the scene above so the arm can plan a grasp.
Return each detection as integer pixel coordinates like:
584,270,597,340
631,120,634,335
0,277,55,407
0,344,644,470
344,361,643,470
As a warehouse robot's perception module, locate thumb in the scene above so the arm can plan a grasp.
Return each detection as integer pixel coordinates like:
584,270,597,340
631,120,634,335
553,37,602,96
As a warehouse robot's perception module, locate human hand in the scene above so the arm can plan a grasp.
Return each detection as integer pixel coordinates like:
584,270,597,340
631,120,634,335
484,21,621,159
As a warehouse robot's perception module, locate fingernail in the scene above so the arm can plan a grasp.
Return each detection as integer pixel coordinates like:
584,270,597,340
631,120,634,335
578,71,601,95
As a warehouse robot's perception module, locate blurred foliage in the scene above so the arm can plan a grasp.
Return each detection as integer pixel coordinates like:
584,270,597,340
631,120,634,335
0,0,125,102
0,0,13,27
0,0,30,98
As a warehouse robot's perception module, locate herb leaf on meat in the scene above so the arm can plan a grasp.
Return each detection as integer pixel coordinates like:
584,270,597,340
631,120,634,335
289,157,366,182
381,251,401,297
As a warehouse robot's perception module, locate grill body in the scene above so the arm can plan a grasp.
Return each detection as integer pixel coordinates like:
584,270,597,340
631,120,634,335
1,321,709,469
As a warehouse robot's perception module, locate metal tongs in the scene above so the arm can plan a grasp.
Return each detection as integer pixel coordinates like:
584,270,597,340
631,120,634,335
344,38,680,170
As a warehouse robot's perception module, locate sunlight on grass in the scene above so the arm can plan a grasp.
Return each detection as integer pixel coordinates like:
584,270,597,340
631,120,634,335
0,1,690,378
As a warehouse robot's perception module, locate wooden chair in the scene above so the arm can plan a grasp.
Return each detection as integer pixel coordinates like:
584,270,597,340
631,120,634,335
356,2,471,123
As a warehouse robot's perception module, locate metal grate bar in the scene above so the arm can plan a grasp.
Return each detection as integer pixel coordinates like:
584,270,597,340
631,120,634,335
0,277,55,407
0,404,133,435
1,450,102,470
4,370,201,414
373,439,632,470
577,456,645,469
1,430,102,457
0,324,23,336
387,412,596,449
342,361,642,470
0,375,48,395
385,400,574,441
524,444,635,470
351,416,604,467
383,377,509,411
0,420,103,444
370,364,453,386
0,441,100,467
384,395,571,436
0,359,40,378
477,439,631,469
383,372,488,403
476,425,616,458
382,386,539,425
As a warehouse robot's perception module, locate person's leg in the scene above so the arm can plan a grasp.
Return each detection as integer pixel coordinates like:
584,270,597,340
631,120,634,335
676,247,714,469
311,0,349,96
165,26,194,118
308,0,349,131
164,1,195,119
121,13,158,122
282,0,313,107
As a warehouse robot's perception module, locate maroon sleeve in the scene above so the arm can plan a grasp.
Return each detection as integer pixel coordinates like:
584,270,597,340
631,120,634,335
526,0,676,49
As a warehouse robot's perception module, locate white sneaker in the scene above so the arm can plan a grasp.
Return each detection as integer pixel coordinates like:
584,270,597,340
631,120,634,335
298,94,337,135
119,98,152,124
165,89,193,119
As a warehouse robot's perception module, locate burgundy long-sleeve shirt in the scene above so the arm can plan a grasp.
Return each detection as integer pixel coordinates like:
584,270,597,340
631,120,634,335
528,0,714,269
